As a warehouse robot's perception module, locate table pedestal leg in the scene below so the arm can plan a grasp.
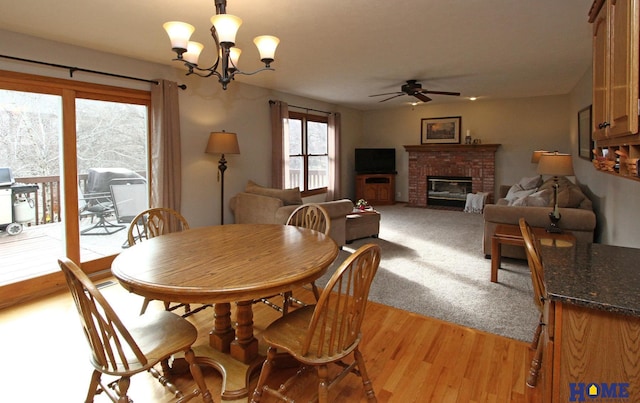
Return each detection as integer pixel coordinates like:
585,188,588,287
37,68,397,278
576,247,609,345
210,302,235,353
230,300,259,364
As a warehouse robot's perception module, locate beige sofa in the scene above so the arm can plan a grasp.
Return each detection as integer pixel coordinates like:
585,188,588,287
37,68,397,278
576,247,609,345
483,176,596,259
229,181,354,246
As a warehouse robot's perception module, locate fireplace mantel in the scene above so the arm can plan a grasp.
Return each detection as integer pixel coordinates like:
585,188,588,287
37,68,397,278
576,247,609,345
404,143,501,207
403,144,501,153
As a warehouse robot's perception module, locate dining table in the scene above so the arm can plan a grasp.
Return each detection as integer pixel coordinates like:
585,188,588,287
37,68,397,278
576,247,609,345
111,223,339,400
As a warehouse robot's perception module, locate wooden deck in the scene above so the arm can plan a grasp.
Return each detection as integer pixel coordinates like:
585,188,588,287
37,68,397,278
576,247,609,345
0,219,128,286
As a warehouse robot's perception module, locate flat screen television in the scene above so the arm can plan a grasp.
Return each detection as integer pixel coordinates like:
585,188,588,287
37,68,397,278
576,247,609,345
355,148,396,174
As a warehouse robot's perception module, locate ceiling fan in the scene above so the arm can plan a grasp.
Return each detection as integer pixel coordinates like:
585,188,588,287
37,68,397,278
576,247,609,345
369,80,461,103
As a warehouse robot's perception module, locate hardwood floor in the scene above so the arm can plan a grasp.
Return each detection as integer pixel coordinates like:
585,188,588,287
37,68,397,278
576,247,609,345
0,279,541,402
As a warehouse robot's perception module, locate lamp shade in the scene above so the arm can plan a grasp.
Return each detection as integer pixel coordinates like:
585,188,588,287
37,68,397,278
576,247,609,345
163,21,195,51
531,150,549,163
210,14,242,44
206,131,240,155
537,153,575,176
183,41,204,64
253,35,280,62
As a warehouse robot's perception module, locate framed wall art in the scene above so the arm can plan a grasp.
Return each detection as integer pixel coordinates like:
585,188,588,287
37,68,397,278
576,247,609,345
578,105,592,160
421,116,461,144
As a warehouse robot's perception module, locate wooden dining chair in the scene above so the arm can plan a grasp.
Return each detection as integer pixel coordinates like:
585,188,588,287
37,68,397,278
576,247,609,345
57,257,213,403
257,203,332,315
128,207,210,317
251,243,380,403
519,217,546,388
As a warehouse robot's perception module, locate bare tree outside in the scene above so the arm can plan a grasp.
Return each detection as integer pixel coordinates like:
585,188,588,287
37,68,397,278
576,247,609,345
0,90,147,178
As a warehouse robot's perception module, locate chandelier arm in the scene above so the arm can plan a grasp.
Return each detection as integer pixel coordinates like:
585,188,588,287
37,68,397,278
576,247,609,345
232,67,275,77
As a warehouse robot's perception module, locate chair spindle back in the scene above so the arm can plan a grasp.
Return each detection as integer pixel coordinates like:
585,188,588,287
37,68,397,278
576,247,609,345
58,257,147,373
303,243,381,359
286,203,331,236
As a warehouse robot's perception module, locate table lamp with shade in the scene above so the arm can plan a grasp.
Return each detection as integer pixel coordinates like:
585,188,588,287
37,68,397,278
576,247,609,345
206,130,240,225
536,152,575,233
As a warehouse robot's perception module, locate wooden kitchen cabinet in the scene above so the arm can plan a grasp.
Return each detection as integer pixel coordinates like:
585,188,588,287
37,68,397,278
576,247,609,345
589,0,639,141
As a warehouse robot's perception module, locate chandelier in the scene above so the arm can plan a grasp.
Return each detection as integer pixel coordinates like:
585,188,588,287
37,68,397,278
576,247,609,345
163,0,280,90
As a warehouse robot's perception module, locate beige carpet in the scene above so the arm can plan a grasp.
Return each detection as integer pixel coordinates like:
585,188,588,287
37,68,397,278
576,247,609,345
318,203,539,342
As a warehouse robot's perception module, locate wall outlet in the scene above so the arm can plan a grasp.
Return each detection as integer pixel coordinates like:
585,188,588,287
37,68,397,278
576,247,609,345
396,191,401,198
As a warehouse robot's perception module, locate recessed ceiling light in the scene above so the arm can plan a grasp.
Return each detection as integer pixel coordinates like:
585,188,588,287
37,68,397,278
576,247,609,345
469,97,477,101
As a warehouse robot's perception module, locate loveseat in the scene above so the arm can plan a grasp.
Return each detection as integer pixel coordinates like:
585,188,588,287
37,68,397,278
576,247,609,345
483,175,596,259
229,181,354,246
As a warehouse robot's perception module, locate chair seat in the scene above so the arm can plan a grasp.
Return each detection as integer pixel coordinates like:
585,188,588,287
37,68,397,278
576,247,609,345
261,304,361,366
93,310,198,376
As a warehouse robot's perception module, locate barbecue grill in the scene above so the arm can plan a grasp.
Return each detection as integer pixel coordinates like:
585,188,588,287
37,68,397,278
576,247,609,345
0,168,38,236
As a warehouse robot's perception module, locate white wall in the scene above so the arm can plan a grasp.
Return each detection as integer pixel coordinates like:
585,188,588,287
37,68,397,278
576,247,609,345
0,30,363,227
362,96,571,202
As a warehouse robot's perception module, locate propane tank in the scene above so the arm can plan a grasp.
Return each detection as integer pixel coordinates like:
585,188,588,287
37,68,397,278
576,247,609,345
14,196,35,224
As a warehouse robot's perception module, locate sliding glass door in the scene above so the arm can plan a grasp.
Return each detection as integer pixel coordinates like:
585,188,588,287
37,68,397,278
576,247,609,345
0,70,151,306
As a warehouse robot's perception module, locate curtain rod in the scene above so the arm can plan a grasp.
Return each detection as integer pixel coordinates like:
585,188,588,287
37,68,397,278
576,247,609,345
0,54,187,90
269,99,332,115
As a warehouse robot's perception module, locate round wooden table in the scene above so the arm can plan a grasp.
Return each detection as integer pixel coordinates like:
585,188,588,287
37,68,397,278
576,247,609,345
111,223,339,400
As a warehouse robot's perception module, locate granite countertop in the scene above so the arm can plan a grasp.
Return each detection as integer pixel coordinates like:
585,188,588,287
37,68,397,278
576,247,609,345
541,242,640,317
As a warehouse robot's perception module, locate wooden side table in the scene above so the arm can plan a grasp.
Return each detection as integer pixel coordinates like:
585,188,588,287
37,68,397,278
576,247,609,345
491,224,575,283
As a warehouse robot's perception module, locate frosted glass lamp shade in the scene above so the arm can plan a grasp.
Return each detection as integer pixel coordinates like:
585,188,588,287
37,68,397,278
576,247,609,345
210,14,242,44
229,47,241,68
253,35,280,62
183,41,204,64
163,21,195,51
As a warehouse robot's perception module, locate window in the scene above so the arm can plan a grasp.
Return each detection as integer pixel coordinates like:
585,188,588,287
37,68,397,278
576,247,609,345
287,111,328,195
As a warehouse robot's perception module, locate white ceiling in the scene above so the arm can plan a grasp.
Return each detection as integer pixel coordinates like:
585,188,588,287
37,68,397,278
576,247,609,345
0,0,594,110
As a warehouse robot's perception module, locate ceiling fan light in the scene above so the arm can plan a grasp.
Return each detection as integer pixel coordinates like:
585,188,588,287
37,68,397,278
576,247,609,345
253,35,279,63
163,21,195,51
183,41,204,64
210,14,242,45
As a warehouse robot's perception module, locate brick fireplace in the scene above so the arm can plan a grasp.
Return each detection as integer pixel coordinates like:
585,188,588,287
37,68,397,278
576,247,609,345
404,144,500,207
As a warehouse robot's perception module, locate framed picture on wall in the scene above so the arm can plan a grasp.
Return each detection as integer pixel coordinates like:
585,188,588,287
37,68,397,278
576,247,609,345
578,105,592,160
421,116,461,144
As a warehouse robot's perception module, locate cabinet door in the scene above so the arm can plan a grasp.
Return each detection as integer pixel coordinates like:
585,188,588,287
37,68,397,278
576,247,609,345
376,185,390,203
592,3,609,141
609,0,639,138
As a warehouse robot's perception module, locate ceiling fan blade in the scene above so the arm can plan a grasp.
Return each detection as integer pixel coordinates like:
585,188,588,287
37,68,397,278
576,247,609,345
413,93,431,102
369,91,403,97
422,90,461,96
378,94,405,103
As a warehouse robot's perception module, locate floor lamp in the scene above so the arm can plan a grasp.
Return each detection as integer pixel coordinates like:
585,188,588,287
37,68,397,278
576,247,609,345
206,130,240,225
537,152,575,233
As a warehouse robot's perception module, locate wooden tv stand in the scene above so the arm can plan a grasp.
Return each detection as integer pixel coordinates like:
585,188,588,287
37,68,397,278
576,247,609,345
355,173,395,205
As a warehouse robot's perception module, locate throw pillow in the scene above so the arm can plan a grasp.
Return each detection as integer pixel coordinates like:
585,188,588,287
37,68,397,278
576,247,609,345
511,188,552,207
518,175,543,190
505,186,537,202
245,180,302,205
